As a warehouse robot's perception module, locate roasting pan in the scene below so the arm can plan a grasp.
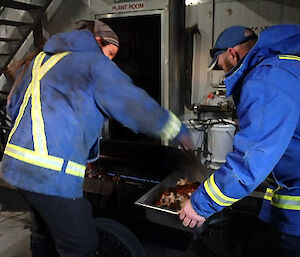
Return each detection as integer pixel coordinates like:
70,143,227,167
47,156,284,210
134,161,220,232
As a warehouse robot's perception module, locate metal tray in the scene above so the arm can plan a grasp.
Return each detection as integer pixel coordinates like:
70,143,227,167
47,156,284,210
135,163,210,232
135,167,204,213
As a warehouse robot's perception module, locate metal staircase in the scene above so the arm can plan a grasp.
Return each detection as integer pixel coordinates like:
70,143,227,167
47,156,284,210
0,0,53,76
0,0,53,159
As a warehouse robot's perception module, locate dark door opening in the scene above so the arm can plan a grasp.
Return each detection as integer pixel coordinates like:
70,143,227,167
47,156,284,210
101,14,161,144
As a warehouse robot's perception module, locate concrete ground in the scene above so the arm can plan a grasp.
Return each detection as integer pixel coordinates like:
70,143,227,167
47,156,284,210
0,211,190,257
0,211,31,257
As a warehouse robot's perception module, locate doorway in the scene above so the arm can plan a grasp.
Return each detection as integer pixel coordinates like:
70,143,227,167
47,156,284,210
101,14,161,143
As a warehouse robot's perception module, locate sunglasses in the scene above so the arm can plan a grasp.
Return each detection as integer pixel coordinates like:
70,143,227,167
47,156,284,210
210,48,227,58
209,34,258,58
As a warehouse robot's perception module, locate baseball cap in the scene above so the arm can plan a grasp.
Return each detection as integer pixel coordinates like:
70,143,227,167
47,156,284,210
76,20,119,48
208,26,257,71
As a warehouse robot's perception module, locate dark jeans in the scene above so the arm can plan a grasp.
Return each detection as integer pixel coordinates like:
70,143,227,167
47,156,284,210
244,220,300,257
19,190,98,257
272,231,300,257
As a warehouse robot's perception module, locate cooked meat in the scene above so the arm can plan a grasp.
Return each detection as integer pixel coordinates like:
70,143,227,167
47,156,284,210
176,178,193,186
156,179,200,211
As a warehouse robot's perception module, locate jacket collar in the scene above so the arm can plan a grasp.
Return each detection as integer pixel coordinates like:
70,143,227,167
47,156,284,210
224,24,300,97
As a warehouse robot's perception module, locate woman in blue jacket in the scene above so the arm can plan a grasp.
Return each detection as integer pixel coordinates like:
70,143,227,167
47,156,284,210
180,24,300,256
1,20,192,257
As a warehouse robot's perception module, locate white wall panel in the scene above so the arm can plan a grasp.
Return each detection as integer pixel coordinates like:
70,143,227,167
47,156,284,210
185,2,213,118
187,0,300,119
3,0,300,118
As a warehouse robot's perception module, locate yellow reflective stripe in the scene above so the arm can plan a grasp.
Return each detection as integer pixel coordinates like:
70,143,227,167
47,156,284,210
272,194,300,210
264,188,273,201
7,83,32,143
5,51,86,178
264,187,300,210
160,112,181,140
204,179,227,206
31,77,48,154
278,55,300,61
271,202,300,211
4,143,63,171
38,52,70,79
5,51,85,175
274,194,300,201
31,52,70,154
7,52,45,143
204,173,239,206
65,161,85,178
31,52,48,154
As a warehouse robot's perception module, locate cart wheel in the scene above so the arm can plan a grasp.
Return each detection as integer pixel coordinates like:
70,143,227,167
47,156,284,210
94,218,146,257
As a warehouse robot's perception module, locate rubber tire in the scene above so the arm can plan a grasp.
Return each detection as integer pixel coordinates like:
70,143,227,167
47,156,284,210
94,218,146,257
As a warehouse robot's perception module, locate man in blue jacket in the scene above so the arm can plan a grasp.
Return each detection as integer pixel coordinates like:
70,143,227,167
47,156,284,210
0,20,193,257
180,24,300,256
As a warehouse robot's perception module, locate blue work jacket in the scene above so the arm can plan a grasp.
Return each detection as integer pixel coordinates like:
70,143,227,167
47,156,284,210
0,29,187,199
191,24,300,236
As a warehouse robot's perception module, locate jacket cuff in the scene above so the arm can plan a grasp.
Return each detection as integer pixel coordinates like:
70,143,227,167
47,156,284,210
173,123,189,142
159,111,182,140
190,184,219,219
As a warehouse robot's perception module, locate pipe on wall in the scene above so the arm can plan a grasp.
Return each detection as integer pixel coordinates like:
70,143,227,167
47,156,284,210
169,0,185,116
184,24,201,110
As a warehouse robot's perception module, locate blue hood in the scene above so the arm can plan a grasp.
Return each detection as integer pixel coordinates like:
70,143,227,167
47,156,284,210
225,24,300,96
43,29,101,54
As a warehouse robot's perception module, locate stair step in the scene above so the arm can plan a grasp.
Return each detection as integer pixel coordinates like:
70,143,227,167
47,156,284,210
0,37,21,42
0,19,32,27
0,0,53,74
0,0,42,10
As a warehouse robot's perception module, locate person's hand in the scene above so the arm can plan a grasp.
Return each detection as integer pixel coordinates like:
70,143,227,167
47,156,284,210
179,199,206,228
178,134,195,151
